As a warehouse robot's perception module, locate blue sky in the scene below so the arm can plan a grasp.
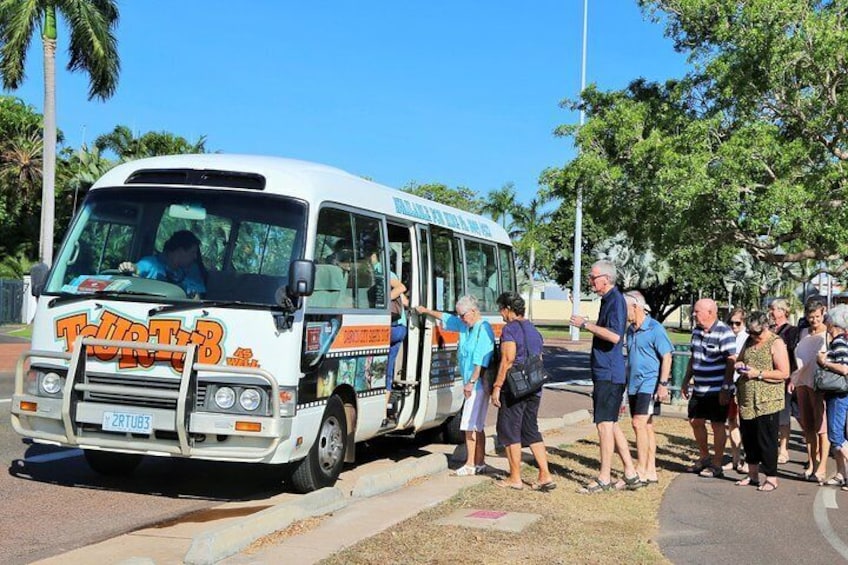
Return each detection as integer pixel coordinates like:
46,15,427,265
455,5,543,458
5,1,689,206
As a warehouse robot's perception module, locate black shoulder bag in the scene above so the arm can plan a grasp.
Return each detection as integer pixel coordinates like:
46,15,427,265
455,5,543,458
505,320,549,400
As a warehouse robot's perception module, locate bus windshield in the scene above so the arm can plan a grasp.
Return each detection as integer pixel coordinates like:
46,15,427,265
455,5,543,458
45,187,307,306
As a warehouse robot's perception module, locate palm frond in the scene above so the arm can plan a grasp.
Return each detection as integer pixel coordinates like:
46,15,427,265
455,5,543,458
0,0,42,89
61,0,120,100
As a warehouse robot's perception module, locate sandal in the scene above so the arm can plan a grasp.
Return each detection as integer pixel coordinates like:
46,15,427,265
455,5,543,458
495,480,524,490
687,458,709,474
698,465,724,478
758,480,778,492
822,474,845,487
578,478,613,494
734,477,759,487
641,478,659,486
623,474,643,491
531,481,557,492
453,465,476,477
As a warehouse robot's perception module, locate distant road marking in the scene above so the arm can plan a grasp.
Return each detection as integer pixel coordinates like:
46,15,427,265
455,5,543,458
25,449,82,464
814,487,848,560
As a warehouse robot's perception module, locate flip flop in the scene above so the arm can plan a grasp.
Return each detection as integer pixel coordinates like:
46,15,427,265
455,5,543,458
734,477,759,487
531,481,557,492
641,478,659,486
687,458,709,473
495,480,524,490
757,481,778,492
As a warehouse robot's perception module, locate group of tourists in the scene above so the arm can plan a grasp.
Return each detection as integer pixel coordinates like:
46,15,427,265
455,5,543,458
415,259,848,495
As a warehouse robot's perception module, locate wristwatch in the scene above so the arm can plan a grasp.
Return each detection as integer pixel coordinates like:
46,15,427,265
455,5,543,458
659,381,669,387
580,320,587,329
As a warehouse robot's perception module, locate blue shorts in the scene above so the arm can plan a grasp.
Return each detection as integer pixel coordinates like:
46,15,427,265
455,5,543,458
826,393,848,450
593,380,625,424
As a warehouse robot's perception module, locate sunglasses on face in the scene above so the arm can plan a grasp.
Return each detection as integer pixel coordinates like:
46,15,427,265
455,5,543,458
730,320,743,326
588,273,608,282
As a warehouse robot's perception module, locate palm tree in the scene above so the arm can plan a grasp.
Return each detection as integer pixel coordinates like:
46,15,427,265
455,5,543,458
481,182,517,229
0,0,120,266
95,125,208,160
510,198,554,320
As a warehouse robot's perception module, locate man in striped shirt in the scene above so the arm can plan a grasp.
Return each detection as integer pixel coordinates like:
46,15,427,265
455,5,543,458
682,298,737,478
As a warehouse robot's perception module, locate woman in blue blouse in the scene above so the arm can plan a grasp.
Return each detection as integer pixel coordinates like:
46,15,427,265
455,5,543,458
416,295,494,476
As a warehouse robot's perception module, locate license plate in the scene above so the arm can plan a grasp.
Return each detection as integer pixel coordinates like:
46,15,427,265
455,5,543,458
102,411,153,434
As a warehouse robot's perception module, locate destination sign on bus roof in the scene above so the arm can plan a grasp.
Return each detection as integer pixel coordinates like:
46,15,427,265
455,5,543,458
392,197,493,238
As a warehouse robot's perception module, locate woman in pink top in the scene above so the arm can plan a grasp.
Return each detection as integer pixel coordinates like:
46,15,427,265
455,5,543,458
790,300,829,483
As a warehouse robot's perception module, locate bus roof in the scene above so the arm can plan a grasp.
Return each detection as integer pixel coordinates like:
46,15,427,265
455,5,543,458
91,154,511,244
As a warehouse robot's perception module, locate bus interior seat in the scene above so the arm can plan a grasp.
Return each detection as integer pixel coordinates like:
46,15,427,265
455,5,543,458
311,264,347,307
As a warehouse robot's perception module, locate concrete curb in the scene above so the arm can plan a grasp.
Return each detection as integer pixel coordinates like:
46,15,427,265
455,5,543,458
183,486,347,565
351,451,447,498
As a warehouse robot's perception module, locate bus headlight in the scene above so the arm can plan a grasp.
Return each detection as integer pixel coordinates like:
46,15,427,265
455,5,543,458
40,372,64,395
239,388,262,411
214,386,236,410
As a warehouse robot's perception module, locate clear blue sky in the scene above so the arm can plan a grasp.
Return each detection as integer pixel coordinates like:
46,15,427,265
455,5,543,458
5,0,689,206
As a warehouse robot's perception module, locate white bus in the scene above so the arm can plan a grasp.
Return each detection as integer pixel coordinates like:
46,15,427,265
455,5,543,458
11,154,516,492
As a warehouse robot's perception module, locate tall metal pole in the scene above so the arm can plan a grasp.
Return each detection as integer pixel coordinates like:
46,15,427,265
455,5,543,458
570,0,589,341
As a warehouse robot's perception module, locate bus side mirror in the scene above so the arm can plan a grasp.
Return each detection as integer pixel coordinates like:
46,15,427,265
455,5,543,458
30,262,50,297
287,260,315,298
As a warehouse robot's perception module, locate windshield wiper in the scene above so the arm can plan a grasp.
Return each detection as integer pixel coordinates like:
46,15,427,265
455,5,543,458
48,290,167,308
148,300,283,317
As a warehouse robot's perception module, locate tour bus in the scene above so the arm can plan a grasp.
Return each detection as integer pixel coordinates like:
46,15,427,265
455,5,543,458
11,154,515,492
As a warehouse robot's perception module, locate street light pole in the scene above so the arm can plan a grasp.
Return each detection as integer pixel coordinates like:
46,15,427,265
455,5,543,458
570,0,589,341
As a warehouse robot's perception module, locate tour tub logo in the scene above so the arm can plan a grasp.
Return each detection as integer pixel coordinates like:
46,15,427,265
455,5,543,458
55,310,228,372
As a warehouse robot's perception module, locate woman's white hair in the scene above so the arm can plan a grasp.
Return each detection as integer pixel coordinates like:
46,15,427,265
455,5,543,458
455,294,479,314
829,304,848,330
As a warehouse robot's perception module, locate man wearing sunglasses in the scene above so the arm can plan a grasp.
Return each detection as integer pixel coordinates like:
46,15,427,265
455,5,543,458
571,261,639,493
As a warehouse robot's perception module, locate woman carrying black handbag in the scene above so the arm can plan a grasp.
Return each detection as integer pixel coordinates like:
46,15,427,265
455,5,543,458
490,291,555,491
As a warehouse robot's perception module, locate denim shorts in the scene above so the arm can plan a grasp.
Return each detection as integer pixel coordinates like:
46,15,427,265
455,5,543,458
826,393,848,450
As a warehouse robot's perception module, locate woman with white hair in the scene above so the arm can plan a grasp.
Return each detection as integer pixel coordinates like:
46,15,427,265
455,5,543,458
417,295,494,476
816,304,848,489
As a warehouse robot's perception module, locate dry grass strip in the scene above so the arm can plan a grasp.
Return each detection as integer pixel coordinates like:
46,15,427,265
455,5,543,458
320,417,697,565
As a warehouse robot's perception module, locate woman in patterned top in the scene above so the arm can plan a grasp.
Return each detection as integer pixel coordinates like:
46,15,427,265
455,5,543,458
731,311,790,492
816,304,848,489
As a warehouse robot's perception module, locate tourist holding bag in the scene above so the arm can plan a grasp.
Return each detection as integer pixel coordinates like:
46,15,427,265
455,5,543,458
490,292,555,491
816,304,848,488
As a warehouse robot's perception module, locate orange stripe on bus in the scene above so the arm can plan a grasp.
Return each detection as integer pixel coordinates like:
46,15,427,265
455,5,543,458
432,322,505,345
330,325,391,349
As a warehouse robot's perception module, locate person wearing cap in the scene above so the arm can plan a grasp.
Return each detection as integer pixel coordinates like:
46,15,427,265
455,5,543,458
624,290,673,486
119,230,207,297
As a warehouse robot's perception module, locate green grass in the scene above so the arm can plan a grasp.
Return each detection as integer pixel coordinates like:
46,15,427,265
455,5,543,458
7,325,32,339
537,324,692,344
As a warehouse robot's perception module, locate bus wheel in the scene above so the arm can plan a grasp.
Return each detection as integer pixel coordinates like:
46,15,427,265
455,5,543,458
289,395,347,493
83,450,143,476
441,412,464,445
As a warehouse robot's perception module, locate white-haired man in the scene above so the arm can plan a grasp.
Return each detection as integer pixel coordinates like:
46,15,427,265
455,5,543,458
571,261,639,493
682,298,737,478
624,290,673,485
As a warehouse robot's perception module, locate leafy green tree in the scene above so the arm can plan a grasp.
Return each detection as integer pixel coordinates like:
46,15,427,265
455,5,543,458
94,125,207,160
552,0,848,295
402,181,483,214
481,182,517,228
0,0,120,266
510,198,555,320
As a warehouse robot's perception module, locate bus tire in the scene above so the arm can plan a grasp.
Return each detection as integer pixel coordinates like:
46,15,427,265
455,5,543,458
441,412,464,445
83,450,143,476
289,395,347,493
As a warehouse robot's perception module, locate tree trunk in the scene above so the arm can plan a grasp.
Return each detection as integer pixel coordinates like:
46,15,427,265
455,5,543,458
40,22,57,266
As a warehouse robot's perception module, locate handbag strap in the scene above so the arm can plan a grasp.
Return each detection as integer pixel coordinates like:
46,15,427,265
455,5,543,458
516,319,540,361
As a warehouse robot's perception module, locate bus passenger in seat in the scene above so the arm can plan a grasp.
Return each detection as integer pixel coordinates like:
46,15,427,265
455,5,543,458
416,295,494,476
119,230,207,297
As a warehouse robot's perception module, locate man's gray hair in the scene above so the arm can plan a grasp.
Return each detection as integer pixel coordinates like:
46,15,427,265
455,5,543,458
624,290,651,312
455,294,479,314
829,304,848,330
592,260,617,284
769,298,790,314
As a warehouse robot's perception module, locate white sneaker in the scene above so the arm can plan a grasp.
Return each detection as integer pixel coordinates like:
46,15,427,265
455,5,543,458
475,464,487,475
453,465,476,476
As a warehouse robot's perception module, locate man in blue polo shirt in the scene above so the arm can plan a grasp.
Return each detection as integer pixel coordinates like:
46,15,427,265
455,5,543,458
682,298,737,478
572,260,639,493
625,290,673,486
